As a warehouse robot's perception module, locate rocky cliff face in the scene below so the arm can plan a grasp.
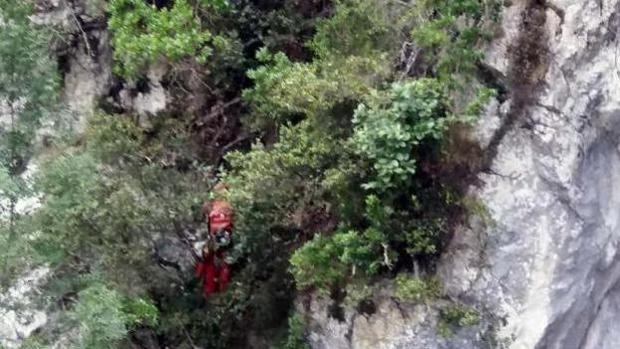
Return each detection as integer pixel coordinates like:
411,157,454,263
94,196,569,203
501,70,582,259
5,0,620,348
306,0,620,348
0,2,170,347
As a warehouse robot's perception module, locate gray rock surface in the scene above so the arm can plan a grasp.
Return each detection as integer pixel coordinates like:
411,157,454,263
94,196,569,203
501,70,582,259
302,284,488,349
442,0,620,348
0,268,50,349
118,62,169,123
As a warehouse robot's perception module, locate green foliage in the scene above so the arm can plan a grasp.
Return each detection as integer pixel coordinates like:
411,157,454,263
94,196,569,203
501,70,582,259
335,229,384,275
0,0,59,286
0,0,505,346
224,121,337,255
411,0,502,81
289,227,385,292
33,114,211,292
85,113,143,163
29,114,215,345
404,218,446,256
244,48,387,125
290,233,347,291
239,0,498,296
108,0,219,77
290,195,393,292
352,79,447,190
393,274,442,303
276,313,310,349
0,0,59,172
69,282,159,349
243,0,410,124
123,297,160,328
438,304,480,337
343,282,374,308
35,151,123,258
0,0,58,116
70,283,129,349
244,49,339,120
310,0,397,59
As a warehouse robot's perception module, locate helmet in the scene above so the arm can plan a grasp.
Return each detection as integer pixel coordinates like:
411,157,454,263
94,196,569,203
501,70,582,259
213,182,230,193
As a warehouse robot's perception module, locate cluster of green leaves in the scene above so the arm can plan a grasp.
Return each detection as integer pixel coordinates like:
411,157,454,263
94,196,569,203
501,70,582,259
438,304,481,337
290,194,397,291
412,0,502,82
290,232,351,291
343,282,374,308
108,0,226,78
243,0,401,126
276,313,310,349
352,79,447,190
6,1,353,347
23,114,216,347
290,228,386,290
393,274,441,303
404,218,447,256
224,121,337,255
68,283,158,349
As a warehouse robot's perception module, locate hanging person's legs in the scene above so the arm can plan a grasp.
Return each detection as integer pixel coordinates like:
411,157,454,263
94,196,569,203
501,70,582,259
217,251,231,292
202,254,218,296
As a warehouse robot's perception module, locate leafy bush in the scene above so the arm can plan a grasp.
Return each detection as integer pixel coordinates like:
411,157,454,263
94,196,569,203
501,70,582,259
276,313,310,349
310,0,397,59
290,233,348,291
244,48,387,125
404,218,446,256
70,283,128,348
290,195,394,292
343,282,374,308
243,0,408,124
290,228,386,292
223,120,338,255
108,0,220,77
123,297,160,328
438,304,480,337
394,274,441,302
69,283,159,349
411,0,502,81
0,0,59,287
84,113,144,163
352,79,447,191
0,0,506,346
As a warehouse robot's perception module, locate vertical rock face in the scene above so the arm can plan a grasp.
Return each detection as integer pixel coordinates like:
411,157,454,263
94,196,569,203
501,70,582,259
303,286,488,349
306,0,620,348
442,0,620,348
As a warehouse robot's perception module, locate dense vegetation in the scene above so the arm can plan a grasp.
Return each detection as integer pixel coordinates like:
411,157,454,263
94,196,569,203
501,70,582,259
0,0,502,348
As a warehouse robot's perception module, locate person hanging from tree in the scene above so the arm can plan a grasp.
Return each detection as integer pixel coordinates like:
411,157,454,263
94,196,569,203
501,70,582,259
194,183,234,297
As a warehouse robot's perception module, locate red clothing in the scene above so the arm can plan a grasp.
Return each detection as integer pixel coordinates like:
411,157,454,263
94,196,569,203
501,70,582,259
196,199,233,297
195,251,230,296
